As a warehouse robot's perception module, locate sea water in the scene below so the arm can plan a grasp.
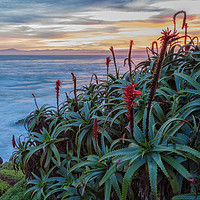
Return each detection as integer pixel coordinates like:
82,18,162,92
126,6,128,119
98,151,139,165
0,54,146,162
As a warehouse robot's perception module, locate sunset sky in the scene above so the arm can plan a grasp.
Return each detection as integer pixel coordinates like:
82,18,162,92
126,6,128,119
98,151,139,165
0,0,199,52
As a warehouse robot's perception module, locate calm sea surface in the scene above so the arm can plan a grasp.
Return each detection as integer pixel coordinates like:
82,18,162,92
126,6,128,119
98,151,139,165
0,54,146,162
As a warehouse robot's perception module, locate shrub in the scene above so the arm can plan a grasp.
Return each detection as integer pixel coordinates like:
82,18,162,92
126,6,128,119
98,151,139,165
0,180,31,200
0,180,10,196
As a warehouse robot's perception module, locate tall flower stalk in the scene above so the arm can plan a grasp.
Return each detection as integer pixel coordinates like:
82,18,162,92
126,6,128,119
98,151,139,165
173,10,186,33
145,28,178,140
71,72,77,102
55,80,61,114
32,93,39,110
109,46,118,78
124,83,142,141
128,40,133,81
106,56,112,81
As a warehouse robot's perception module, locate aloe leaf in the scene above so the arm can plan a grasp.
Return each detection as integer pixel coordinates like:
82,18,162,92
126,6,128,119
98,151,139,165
133,123,145,142
25,144,45,163
147,156,158,200
110,109,127,127
152,145,183,157
84,101,90,118
163,155,191,179
67,161,96,175
122,157,146,200
155,117,185,145
161,121,185,144
175,144,200,159
86,133,93,155
44,149,52,169
99,164,116,186
105,179,112,200
98,146,140,162
166,167,179,194
173,193,200,200
99,128,112,144
152,153,169,178
77,127,90,157
153,103,166,124
110,174,122,200
50,143,60,166
66,111,82,119
174,72,200,90
110,84,126,89
174,72,184,91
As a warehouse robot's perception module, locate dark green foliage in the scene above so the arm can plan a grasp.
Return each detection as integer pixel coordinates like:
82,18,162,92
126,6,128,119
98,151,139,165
0,180,10,196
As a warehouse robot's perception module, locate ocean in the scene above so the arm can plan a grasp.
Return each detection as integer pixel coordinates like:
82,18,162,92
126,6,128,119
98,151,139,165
0,54,146,162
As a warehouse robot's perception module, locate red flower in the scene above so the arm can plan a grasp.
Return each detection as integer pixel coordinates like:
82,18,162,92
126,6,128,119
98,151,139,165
158,28,179,44
93,117,99,143
123,83,142,120
12,135,16,148
106,56,112,66
55,80,61,92
55,80,61,114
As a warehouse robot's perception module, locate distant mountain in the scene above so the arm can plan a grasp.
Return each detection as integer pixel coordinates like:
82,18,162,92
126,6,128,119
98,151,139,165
0,48,145,56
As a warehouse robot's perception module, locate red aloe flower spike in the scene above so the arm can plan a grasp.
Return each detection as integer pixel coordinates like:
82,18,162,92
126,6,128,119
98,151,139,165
55,80,61,114
106,56,112,81
109,46,118,78
12,135,16,148
93,117,99,143
123,83,142,139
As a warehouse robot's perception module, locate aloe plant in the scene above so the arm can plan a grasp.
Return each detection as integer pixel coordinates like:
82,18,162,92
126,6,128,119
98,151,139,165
11,11,200,200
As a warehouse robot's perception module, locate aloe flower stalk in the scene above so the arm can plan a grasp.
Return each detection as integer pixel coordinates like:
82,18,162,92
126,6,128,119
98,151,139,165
145,28,179,141
71,72,77,102
32,93,39,110
109,46,118,78
55,80,61,114
128,40,133,81
106,56,112,81
93,117,99,143
173,10,186,33
124,83,142,139
90,73,98,84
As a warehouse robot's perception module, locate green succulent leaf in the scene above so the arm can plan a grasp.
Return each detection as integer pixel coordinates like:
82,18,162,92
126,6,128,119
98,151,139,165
122,157,146,200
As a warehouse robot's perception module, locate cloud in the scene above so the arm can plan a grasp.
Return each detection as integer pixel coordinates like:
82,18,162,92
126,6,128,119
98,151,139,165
150,0,200,15
0,0,199,51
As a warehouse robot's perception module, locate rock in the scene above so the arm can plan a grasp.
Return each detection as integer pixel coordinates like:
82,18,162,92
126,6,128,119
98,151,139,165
0,157,3,164
15,119,25,125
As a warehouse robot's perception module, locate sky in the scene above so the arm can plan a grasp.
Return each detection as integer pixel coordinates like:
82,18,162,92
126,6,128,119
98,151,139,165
0,0,199,53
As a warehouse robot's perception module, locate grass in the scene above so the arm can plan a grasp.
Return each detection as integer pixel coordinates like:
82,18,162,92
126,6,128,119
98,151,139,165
0,180,31,200
0,169,24,181
0,179,10,196
0,162,28,199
